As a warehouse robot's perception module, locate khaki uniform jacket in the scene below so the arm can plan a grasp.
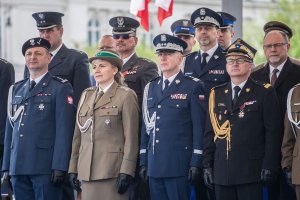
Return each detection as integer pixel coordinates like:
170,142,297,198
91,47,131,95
282,84,300,184
69,81,139,181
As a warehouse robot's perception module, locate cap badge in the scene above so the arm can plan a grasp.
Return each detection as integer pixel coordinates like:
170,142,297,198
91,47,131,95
36,39,42,45
30,39,35,46
200,8,206,15
117,17,124,27
161,34,167,42
38,13,45,20
183,20,189,26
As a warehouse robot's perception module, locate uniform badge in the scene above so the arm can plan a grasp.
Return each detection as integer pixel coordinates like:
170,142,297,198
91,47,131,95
225,89,228,94
246,88,250,92
30,39,35,46
161,34,167,41
105,119,111,127
175,79,180,84
38,13,45,20
171,94,187,100
183,20,189,26
199,95,205,101
121,70,128,77
117,17,124,27
38,103,45,111
218,114,222,121
67,96,73,104
200,8,206,15
238,110,245,118
214,55,219,60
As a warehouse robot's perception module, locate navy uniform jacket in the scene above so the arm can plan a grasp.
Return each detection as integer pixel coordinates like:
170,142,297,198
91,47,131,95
140,72,206,178
2,72,75,175
121,53,159,109
203,78,282,185
24,44,91,105
0,58,15,144
184,46,230,97
251,57,300,120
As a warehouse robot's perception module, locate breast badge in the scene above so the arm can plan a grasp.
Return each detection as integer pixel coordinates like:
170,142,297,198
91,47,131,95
38,103,45,111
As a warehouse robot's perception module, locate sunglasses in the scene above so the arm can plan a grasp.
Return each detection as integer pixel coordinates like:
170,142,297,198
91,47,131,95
113,34,134,40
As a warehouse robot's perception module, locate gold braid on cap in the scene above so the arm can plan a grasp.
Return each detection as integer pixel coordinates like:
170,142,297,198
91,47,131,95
209,89,231,159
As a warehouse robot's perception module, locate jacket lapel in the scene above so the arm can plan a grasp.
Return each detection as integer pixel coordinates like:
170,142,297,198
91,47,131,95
232,79,253,112
49,44,68,70
25,73,51,100
94,81,118,110
121,53,138,72
274,58,292,88
199,46,224,77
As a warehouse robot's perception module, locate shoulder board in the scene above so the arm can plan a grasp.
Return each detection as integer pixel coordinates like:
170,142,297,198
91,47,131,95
292,83,300,89
52,76,68,83
211,82,227,91
150,76,160,82
70,48,86,55
0,58,9,64
186,51,198,58
14,79,27,86
84,87,96,92
252,63,266,73
185,75,200,82
252,79,271,89
138,57,154,63
119,86,130,91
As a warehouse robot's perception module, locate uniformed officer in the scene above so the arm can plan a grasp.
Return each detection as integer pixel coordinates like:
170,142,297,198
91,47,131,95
0,58,14,197
251,21,300,200
217,12,237,49
282,84,300,200
139,34,206,200
203,38,282,200
109,16,159,200
185,7,230,99
68,49,139,200
24,11,91,106
2,37,75,200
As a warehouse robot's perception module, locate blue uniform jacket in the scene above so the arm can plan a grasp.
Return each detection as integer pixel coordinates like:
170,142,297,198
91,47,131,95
140,72,206,178
184,46,230,97
2,72,75,175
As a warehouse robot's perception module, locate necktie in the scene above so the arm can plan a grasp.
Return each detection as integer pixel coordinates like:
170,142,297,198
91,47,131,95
30,80,36,91
163,79,170,93
200,53,209,70
270,68,279,86
94,90,104,103
233,86,241,106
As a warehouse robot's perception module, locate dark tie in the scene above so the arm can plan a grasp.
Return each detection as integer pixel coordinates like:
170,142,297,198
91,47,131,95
30,80,36,91
270,68,279,86
163,79,170,93
233,86,241,106
200,52,209,70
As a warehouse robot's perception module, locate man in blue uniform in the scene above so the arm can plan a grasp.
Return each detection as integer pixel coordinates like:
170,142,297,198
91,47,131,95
203,38,281,200
2,37,75,200
24,12,91,106
139,34,206,200
217,12,237,50
185,7,230,98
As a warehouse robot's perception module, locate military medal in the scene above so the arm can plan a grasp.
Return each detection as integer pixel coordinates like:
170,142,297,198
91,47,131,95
38,103,45,111
238,110,244,118
105,119,111,127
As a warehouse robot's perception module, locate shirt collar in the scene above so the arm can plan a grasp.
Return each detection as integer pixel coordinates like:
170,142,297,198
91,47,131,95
231,79,247,96
50,43,63,59
98,80,115,93
30,72,48,85
200,43,219,60
269,59,286,75
163,72,179,85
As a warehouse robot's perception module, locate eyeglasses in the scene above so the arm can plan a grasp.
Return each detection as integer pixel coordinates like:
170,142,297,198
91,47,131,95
226,58,252,65
112,34,134,40
263,43,287,49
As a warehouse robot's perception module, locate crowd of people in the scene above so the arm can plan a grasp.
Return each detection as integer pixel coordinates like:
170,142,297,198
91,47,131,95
1,5,300,200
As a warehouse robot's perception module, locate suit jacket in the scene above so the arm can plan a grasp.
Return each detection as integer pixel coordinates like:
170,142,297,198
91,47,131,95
184,46,230,97
0,59,15,144
68,82,139,181
2,72,75,175
282,84,300,184
251,58,300,118
121,53,159,109
203,78,282,185
24,44,91,105
140,72,207,178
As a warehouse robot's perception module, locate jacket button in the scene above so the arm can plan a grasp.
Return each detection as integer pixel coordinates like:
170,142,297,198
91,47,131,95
176,104,179,107
20,134,23,137
156,128,159,131
157,116,160,120
158,105,161,108
21,123,24,126
156,140,159,143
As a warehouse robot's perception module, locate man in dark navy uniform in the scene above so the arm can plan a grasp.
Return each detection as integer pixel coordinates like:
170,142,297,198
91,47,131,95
0,58,14,196
2,38,75,200
203,38,281,200
185,7,230,98
109,16,159,200
24,11,91,106
217,12,237,50
139,34,206,200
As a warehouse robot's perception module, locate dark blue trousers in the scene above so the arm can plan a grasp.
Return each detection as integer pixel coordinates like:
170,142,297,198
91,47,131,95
11,174,63,200
149,176,190,200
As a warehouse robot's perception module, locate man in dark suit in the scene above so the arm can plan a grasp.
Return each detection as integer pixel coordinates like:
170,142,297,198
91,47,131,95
184,7,230,98
203,38,281,200
24,12,91,106
251,21,300,200
2,37,75,200
139,33,206,200
109,16,158,200
0,58,14,197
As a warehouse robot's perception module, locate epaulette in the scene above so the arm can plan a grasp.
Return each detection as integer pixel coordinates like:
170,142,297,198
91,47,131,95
14,79,27,86
253,79,271,89
0,58,9,64
150,76,160,82
185,75,200,82
186,51,198,58
119,86,130,91
211,82,227,91
139,57,154,63
52,76,68,83
70,48,86,55
252,62,266,73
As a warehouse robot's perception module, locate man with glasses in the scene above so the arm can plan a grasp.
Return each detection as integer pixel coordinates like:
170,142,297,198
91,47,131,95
251,21,300,200
139,33,206,200
217,12,236,50
184,7,230,98
203,38,281,200
109,16,158,200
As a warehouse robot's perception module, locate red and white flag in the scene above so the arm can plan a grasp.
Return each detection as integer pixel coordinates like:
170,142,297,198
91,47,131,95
155,0,173,26
130,0,151,31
